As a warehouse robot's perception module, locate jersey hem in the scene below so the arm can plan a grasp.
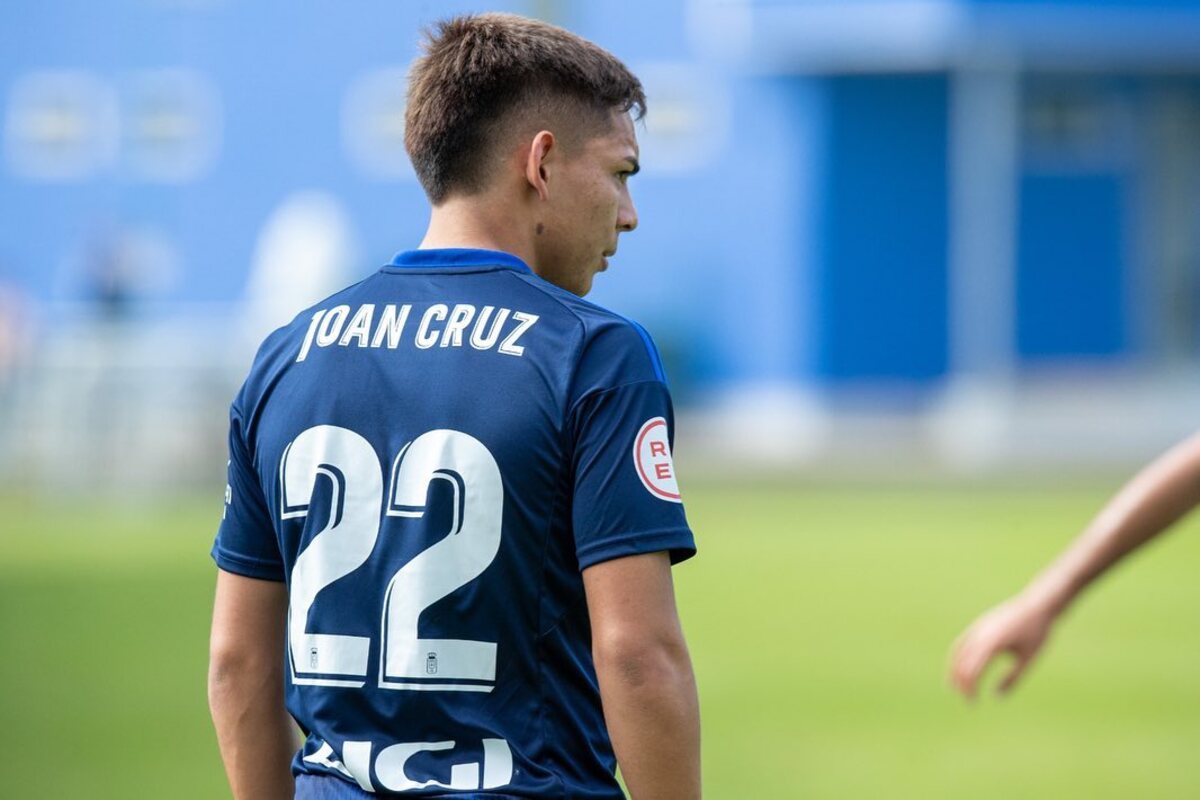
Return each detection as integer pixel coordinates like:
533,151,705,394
575,527,697,571
295,771,562,799
211,543,286,581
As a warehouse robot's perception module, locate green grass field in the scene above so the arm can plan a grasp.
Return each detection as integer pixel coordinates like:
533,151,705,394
3,481,1199,798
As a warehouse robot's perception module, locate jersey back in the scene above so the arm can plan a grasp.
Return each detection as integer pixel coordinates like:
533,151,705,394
212,248,695,798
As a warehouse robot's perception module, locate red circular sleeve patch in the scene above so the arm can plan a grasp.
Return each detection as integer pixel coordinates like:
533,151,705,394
632,417,682,503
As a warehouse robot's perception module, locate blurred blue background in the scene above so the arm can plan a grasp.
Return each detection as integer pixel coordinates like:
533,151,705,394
5,0,1200,488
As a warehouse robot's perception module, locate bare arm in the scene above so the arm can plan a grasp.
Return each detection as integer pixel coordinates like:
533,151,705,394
208,568,297,800
950,431,1200,698
584,552,701,800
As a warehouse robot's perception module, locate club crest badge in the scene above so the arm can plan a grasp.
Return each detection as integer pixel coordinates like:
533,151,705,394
633,417,682,503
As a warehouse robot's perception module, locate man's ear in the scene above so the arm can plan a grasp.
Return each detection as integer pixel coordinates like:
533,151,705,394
524,130,556,202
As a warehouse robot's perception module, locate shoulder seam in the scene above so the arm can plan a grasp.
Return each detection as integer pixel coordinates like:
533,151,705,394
625,319,667,383
289,272,378,327
504,270,592,330
505,271,666,383
565,378,667,423
500,271,588,426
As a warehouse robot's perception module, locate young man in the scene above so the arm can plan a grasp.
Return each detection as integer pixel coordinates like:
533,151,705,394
950,431,1200,698
208,14,701,800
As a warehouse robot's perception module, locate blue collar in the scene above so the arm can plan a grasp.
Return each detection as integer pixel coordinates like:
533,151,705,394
387,248,532,273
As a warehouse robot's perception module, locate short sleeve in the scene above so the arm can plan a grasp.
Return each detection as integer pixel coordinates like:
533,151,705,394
570,378,696,571
211,404,285,581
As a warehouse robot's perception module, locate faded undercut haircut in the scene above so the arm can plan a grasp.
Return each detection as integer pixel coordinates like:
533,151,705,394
405,13,646,204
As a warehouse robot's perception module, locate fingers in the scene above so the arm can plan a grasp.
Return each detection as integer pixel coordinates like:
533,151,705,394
950,635,991,699
950,610,1049,700
997,651,1032,695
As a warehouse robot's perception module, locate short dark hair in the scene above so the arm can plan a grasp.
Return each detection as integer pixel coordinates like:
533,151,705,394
405,13,646,204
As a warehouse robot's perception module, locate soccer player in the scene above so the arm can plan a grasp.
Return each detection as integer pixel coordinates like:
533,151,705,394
207,14,700,800
949,432,1200,698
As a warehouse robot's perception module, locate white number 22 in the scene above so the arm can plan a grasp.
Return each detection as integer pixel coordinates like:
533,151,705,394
279,425,503,692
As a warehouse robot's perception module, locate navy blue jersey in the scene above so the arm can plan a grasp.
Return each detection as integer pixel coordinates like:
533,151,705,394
212,248,695,798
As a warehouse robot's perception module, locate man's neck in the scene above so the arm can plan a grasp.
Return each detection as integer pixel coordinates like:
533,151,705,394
419,195,537,270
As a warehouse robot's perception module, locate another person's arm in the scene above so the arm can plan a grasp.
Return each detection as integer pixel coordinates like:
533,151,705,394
950,431,1200,698
584,551,701,800
208,568,297,800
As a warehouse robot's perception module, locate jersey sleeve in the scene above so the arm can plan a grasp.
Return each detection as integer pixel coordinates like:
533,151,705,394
211,401,284,581
568,321,696,571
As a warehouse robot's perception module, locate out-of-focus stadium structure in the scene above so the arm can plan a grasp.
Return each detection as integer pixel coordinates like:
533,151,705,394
4,0,1200,491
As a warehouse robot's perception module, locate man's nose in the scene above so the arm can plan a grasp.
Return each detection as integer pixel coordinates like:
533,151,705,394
617,197,638,233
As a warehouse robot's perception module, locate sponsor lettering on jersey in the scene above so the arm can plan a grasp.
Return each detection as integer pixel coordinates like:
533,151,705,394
296,303,539,362
304,737,513,793
633,416,682,503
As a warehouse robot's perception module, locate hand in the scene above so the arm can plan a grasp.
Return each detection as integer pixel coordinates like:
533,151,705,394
949,594,1057,700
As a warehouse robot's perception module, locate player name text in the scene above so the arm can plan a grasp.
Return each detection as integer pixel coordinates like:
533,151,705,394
297,303,540,362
